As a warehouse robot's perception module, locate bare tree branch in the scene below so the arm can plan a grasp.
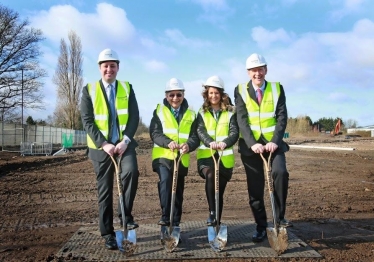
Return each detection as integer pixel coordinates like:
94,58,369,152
0,5,47,121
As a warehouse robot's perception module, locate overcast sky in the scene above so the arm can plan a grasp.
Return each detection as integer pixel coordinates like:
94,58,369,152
3,0,374,127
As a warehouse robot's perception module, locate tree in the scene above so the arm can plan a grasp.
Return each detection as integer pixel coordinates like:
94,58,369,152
53,30,83,129
317,117,342,132
35,119,47,126
0,5,47,122
286,115,312,134
344,118,357,129
26,115,36,125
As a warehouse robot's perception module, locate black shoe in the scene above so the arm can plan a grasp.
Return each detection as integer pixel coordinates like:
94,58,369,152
158,219,170,226
104,235,118,250
279,218,293,227
127,221,139,230
206,211,217,226
252,230,266,243
178,236,182,245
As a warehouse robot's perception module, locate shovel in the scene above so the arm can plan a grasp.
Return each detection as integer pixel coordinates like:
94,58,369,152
207,148,227,252
109,155,137,256
260,152,288,255
161,151,184,252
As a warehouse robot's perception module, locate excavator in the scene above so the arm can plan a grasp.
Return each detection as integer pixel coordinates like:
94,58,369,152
331,118,342,136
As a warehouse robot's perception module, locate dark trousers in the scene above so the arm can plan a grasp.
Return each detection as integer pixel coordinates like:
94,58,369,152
240,151,289,232
156,165,186,224
92,148,139,237
202,167,228,221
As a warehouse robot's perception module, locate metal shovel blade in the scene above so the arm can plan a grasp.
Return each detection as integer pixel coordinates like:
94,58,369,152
207,226,216,242
208,224,227,252
161,225,180,252
266,226,288,255
115,229,137,256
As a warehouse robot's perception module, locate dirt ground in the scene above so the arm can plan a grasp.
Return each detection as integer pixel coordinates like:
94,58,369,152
0,136,374,262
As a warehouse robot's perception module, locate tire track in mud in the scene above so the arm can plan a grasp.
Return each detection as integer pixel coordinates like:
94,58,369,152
1,169,99,233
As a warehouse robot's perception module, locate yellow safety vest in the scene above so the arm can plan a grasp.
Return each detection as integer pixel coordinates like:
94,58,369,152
238,82,280,141
86,81,130,149
152,104,196,168
196,109,235,168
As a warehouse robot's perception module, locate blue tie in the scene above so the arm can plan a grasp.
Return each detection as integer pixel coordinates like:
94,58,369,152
109,84,119,143
173,109,179,119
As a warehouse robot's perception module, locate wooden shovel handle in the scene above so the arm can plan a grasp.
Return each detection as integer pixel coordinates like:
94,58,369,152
110,155,122,197
260,152,274,192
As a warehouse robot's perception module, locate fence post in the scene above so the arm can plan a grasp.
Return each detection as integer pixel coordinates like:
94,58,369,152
1,121,3,150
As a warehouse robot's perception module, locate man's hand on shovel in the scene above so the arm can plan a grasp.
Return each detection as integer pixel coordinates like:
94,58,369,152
102,141,115,156
251,143,265,154
265,142,278,153
115,140,128,155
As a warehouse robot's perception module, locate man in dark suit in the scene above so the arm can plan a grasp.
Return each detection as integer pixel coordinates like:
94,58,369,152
234,53,292,243
80,48,140,250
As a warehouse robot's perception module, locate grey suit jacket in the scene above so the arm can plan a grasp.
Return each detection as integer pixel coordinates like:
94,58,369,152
80,79,139,162
234,80,289,156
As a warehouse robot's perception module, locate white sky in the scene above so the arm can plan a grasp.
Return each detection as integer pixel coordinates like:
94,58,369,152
2,0,374,127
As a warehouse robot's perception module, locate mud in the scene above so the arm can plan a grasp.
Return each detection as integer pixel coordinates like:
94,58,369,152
0,136,374,261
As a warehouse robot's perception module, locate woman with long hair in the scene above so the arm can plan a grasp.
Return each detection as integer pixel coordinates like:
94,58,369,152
196,75,239,226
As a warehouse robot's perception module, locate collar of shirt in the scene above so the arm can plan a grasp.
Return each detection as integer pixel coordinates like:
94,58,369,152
253,81,265,99
172,107,180,113
102,79,116,98
252,81,265,93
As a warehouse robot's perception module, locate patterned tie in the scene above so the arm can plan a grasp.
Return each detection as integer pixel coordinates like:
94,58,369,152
173,109,179,119
256,88,263,104
109,84,119,143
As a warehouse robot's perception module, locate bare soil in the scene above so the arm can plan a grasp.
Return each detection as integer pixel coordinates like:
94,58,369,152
1,136,374,262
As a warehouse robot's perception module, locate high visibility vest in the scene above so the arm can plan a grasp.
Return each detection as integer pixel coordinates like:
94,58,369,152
196,109,235,168
86,81,130,149
238,82,280,141
152,104,196,168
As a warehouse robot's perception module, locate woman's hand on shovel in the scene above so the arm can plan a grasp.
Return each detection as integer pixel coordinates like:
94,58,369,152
168,141,180,150
180,143,189,154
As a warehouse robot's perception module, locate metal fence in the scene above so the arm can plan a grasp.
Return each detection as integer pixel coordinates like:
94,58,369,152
0,122,87,154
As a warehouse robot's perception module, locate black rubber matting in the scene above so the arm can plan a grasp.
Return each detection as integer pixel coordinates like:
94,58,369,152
56,219,321,261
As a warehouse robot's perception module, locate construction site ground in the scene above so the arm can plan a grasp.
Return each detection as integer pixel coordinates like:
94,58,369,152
0,135,373,262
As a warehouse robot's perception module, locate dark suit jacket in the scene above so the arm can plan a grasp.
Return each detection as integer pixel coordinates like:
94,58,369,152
234,80,289,156
80,79,139,162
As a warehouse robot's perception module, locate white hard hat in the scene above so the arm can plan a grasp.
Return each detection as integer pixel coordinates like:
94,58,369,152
245,53,267,69
204,75,224,89
97,48,120,64
165,78,185,92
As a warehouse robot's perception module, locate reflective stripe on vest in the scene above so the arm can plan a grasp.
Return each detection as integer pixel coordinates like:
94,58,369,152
238,82,280,141
86,81,130,149
152,104,196,167
196,109,235,168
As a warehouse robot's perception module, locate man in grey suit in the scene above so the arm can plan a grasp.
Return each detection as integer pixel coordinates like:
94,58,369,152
80,48,140,250
234,53,291,244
